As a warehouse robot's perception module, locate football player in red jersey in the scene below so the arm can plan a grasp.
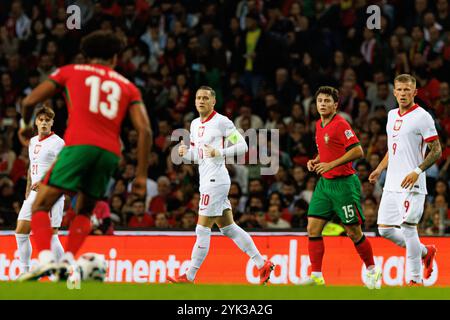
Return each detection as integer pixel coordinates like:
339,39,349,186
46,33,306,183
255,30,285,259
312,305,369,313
17,31,152,281
299,86,381,288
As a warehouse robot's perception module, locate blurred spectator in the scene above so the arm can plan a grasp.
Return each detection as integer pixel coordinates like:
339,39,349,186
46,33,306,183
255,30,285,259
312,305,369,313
367,81,397,112
290,199,308,228
0,178,17,226
127,199,153,228
363,205,378,231
299,175,317,204
266,204,291,229
5,0,31,40
0,136,16,176
110,194,125,226
234,104,264,130
154,212,170,229
148,176,173,213
91,200,113,235
180,210,196,230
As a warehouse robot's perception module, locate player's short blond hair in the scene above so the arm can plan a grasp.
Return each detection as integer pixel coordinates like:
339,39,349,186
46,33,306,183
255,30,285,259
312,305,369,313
197,86,216,98
394,74,416,87
35,106,55,120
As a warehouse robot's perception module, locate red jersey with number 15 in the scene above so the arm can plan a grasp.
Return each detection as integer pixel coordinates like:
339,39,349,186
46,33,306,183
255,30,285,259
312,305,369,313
315,114,360,179
48,64,143,156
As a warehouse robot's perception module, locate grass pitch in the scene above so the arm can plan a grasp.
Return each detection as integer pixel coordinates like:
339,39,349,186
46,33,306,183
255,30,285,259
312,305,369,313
0,282,449,300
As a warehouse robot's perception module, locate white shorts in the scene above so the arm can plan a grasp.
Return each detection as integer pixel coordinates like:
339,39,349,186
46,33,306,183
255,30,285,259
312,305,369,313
199,184,231,217
377,191,425,226
18,190,64,228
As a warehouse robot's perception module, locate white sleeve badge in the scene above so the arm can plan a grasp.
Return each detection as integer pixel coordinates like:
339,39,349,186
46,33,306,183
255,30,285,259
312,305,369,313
344,130,354,140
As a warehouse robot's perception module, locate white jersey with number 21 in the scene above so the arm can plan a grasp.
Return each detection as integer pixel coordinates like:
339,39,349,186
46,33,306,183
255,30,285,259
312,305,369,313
29,133,65,184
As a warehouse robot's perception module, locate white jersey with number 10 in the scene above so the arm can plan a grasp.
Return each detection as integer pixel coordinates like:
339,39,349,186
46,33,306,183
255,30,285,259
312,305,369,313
189,111,236,188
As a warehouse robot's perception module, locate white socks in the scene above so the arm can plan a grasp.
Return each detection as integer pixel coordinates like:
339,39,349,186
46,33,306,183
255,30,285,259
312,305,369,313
51,234,64,262
220,223,265,269
186,223,266,281
15,234,32,273
401,225,422,282
378,227,427,257
16,233,65,273
186,225,211,281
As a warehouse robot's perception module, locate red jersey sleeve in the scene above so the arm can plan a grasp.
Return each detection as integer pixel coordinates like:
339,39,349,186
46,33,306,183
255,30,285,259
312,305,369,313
128,83,143,107
339,120,360,150
48,65,72,88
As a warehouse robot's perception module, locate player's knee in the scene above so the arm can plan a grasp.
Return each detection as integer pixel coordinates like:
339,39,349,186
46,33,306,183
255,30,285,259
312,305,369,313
306,224,321,237
15,222,30,234
195,225,211,248
219,223,238,237
400,223,417,236
345,226,362,242
378,226,406,247
346,231,359,242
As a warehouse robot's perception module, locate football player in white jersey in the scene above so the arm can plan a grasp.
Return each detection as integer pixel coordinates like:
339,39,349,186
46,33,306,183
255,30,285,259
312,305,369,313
167,86,274,284
15,106,65,274
369,74,442,286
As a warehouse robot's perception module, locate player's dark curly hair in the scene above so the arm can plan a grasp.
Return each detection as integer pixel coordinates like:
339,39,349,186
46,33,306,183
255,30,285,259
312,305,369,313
80,30,125,60
314,86,339,103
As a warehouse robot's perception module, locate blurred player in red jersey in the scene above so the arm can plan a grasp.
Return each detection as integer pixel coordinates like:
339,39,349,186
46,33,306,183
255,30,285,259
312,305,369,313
17,31,152,281
299,86,381,289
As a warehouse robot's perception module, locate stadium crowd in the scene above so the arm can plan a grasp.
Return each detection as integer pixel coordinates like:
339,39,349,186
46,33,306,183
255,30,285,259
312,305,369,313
0,0,449,235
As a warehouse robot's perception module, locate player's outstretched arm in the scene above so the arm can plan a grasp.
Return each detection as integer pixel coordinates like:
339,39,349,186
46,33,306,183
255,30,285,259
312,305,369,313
21,80,57,125
315,145,363,175
369,152,388,183
129,102,152,197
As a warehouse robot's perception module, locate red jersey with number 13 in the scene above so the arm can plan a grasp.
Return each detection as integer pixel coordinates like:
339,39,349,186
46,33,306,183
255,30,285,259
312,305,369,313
315,114,360,179
49,64,143,156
